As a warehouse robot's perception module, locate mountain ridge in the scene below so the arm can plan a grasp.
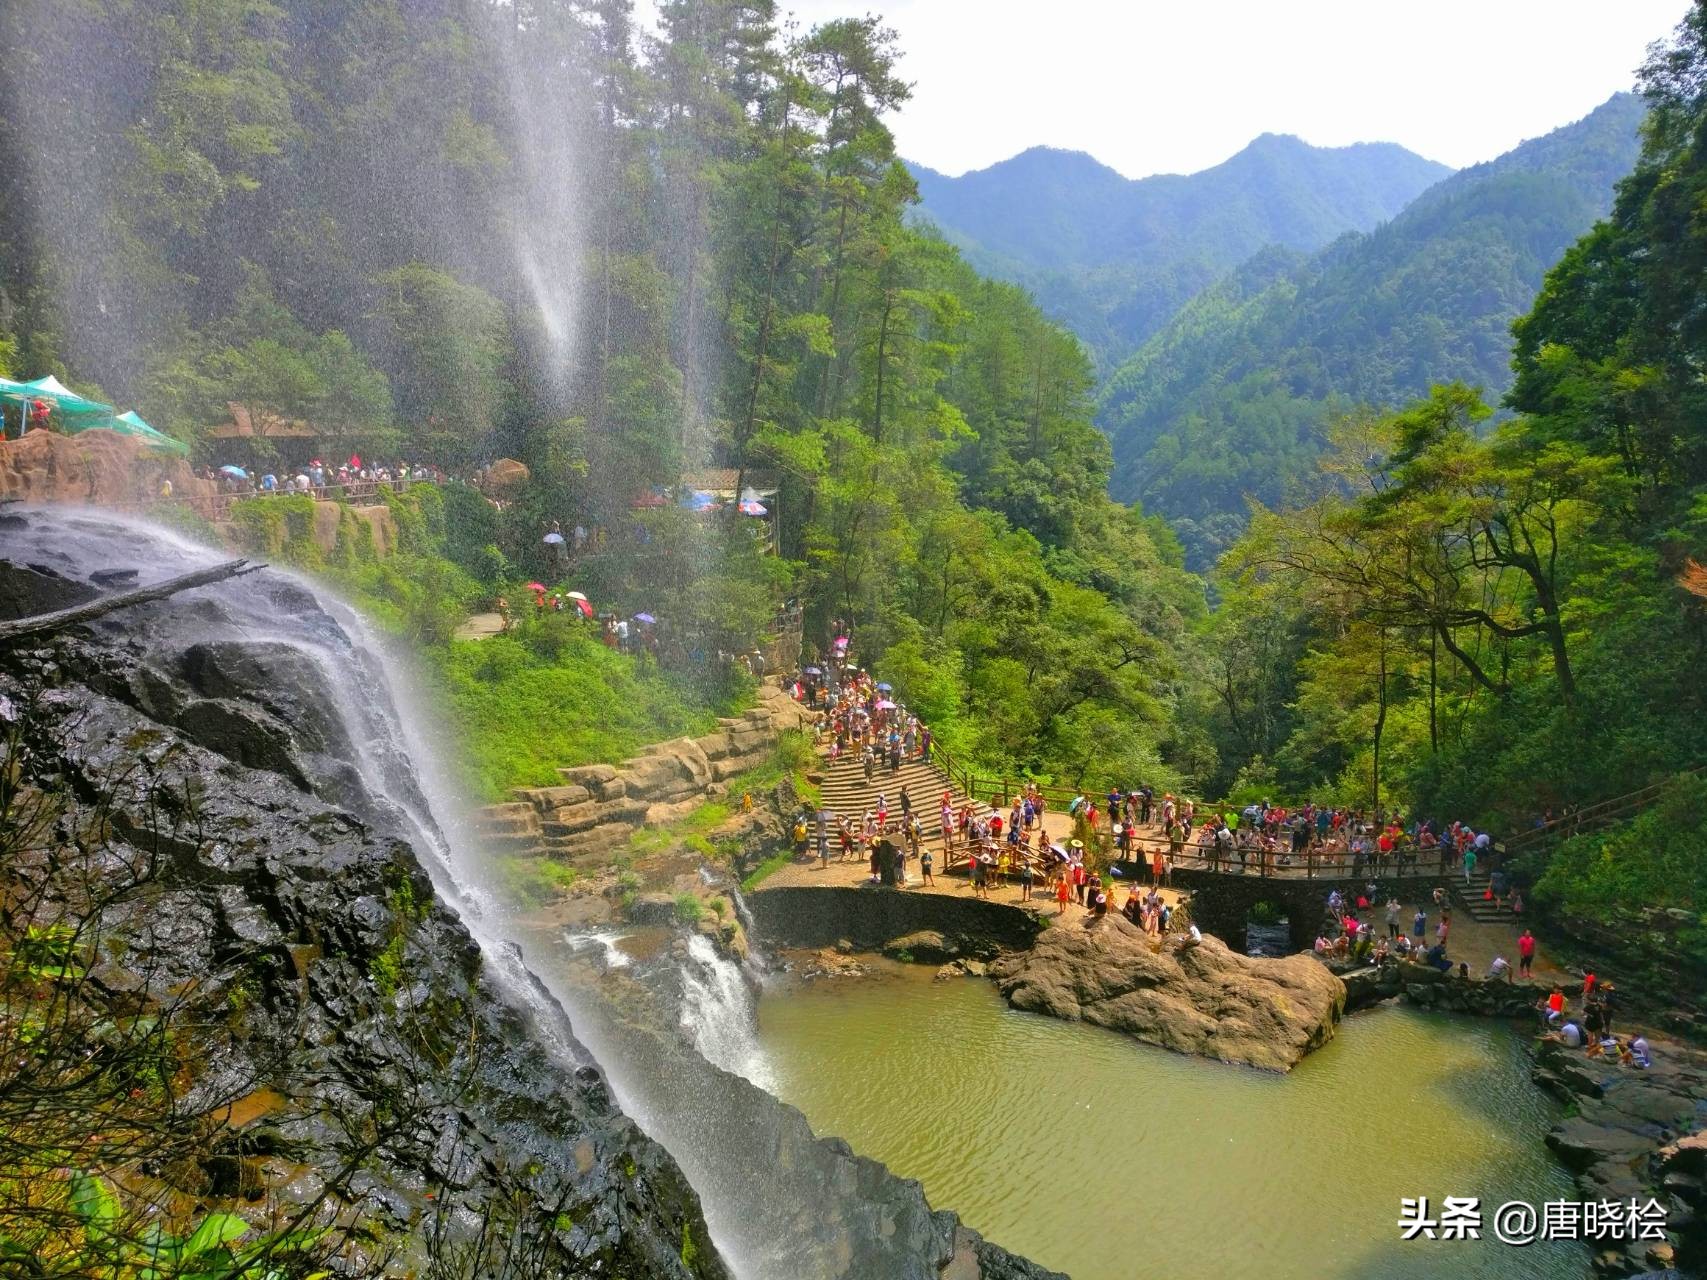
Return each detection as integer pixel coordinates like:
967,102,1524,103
908,135,1453,368
1096,91,1648,569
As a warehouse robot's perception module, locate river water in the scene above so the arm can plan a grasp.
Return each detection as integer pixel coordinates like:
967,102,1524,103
756,963,1585,1280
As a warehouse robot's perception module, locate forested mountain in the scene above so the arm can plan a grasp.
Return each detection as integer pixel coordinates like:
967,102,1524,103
1099,92,1647,568
0,0,1204,787
910,137,1451,369
1202,4,1707,945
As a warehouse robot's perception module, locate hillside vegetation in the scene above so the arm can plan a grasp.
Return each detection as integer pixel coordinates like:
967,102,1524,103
911,136,1449,370
1099,93,1646,567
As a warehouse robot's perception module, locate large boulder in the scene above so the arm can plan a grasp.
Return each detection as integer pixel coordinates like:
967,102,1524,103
990,914,1345,1071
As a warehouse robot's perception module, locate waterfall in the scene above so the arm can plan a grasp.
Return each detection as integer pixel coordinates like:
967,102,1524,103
679,934,773,1090
4,507,809,1280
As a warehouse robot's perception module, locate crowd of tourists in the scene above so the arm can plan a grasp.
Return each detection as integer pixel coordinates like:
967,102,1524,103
205,456,442,496
1539,975,1652,1068
1078,791,1507,883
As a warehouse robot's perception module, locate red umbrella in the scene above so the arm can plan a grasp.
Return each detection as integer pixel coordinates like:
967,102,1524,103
526,582,546,592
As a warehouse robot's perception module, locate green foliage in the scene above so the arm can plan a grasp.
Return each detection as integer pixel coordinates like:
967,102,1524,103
673,893,703,925
1535,776,1707,920
3,0,1208,808
492,856,580,909
228,494,323,569
740,850,795,893
57,1173,323,1280
431,633,742,802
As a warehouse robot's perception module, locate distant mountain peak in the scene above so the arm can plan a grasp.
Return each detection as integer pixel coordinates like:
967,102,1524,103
907,132,1454,357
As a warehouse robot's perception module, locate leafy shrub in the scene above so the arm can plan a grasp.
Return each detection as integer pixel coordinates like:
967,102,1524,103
674,893,703,924
493,855,579,907
431,632,747,800
1535,774,1707,919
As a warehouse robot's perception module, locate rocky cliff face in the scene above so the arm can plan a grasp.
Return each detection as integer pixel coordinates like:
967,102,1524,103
0,428,214,509
0,511,727,1277
990,914,1346,1071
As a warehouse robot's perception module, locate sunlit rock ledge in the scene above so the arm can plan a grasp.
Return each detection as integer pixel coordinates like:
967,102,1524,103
990,915,1346,1072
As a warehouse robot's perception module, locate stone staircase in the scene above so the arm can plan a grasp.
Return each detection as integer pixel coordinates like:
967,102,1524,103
1453,860,1516,924
816,750,996,845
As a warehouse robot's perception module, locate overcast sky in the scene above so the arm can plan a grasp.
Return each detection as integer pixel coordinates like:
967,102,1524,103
758,0,1686,177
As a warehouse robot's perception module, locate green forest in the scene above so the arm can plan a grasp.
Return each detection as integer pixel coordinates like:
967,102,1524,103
3,0,1706,934
0,0,1202,795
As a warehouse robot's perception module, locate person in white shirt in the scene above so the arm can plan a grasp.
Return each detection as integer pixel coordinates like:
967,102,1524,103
1489,955,1511,981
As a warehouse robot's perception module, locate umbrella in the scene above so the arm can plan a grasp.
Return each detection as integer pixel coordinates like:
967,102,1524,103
526,582,546,592
543,531,565,545
566,591,589,601
573,599,594,617
804,665,822,675
738,498,768,516
683,489,719,511
876,699,896,710
875,682,893,692
633,612,656,624
219,465,248,479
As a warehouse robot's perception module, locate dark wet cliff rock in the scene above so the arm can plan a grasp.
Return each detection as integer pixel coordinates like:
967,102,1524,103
0,535,728,1277
1531,1038,1707,1276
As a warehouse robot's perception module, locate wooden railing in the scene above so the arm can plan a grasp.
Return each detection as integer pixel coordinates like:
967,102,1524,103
1502,764,1706,858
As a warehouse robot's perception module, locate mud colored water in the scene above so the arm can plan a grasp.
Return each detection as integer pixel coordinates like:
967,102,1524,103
756,964,1585,1280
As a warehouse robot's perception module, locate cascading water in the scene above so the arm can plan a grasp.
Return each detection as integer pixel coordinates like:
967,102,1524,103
6,507,997,1280
679,933,773,1089
0,508,591,1062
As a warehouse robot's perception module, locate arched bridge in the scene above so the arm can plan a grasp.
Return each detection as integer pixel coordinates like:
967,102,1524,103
1109,854,1452,953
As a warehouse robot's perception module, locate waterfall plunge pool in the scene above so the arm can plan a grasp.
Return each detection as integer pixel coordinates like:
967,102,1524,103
754,960,1585,1280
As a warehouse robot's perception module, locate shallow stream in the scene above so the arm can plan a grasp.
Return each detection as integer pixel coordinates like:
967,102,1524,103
756,962,1585,1280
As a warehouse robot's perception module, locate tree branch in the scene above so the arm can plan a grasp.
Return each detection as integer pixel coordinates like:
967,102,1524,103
0,560,264,645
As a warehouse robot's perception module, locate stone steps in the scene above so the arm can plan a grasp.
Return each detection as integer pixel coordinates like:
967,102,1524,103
814,753,996,847
1453,865,1518,923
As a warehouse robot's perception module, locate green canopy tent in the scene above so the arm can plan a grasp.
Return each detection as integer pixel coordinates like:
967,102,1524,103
107,409,190,457
0,374,116,434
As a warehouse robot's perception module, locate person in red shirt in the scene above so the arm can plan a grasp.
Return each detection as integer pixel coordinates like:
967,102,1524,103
1583,971,1597,997
1518,928,1537,978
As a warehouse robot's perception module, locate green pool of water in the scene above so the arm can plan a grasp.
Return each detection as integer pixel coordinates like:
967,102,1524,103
756,963,1584,1280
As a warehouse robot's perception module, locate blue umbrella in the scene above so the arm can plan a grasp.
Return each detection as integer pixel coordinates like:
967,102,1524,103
633,612,656,624
219,465,248,479
876,682,893,693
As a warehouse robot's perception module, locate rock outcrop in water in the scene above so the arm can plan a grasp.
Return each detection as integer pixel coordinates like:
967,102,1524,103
0,512,726,1276
990,914,1345,1071
1531,1037,1707,1276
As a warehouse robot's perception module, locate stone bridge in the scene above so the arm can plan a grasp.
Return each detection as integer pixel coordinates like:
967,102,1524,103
1110,858,1451,953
